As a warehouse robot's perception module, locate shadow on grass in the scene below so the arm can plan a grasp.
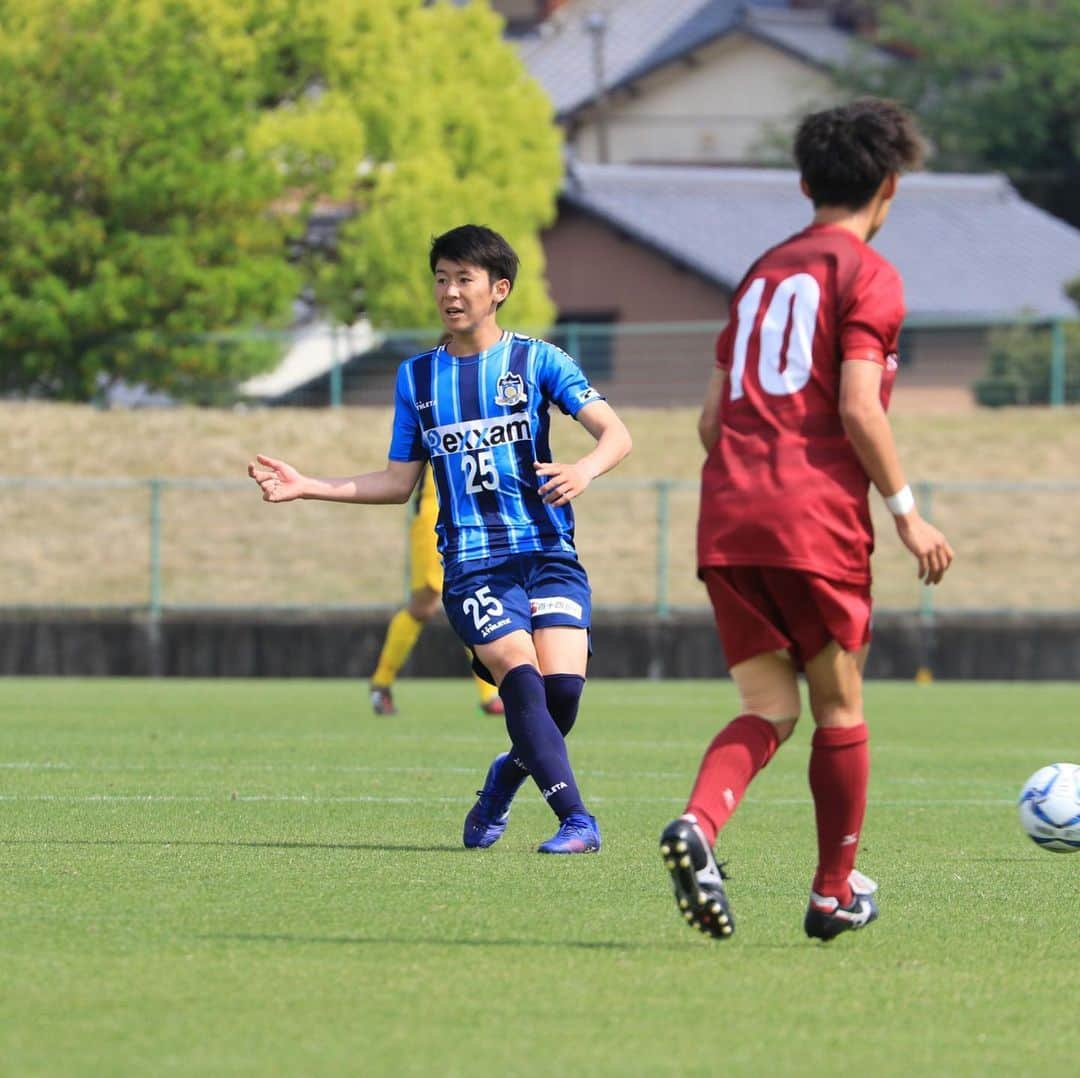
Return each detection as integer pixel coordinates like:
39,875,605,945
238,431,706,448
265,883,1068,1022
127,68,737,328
198,931,806,953
0,838,463,853
197,932,672,952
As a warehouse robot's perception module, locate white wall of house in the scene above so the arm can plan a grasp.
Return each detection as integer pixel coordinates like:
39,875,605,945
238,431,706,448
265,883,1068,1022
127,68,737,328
570,33,839,165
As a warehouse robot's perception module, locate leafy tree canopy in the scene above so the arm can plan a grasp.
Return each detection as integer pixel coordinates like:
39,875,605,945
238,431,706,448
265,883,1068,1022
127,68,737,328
840,0,1079,224
0,0,561,400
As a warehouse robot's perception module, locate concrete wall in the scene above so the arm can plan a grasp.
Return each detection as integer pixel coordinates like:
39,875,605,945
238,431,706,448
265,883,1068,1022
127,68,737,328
3,609,1077,681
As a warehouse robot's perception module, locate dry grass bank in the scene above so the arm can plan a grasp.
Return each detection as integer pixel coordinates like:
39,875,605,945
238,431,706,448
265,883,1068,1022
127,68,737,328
2,402,1078,611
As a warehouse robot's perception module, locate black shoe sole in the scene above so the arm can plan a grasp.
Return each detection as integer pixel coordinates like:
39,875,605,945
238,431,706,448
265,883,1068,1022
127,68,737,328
659,821,734,940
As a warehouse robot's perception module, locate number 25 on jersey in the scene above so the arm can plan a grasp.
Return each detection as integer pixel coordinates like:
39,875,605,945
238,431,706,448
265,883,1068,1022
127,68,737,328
463,450,498,494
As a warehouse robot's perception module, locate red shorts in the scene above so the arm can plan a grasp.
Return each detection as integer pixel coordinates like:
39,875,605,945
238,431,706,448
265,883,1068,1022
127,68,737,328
701,565,872,670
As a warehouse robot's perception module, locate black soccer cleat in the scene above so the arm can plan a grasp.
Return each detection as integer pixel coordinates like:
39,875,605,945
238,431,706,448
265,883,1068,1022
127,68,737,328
659,815,734,940
804,870,879,941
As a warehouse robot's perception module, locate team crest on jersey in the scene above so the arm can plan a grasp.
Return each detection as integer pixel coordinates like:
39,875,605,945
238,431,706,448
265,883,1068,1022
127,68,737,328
494,372,527,407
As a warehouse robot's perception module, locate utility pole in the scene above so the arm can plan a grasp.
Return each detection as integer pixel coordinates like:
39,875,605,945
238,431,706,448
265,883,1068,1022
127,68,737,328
585,10,610,163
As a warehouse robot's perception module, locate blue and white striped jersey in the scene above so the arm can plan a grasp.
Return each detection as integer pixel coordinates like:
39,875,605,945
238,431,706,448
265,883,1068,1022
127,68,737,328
388,331,605,570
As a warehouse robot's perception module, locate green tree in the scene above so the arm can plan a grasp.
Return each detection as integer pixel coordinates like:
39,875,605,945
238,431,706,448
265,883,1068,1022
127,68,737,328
0,0,562,401
1067,276,1080,311
973,320,1080,407
841,0,1080,225
235,0,562,330
0,0,299,400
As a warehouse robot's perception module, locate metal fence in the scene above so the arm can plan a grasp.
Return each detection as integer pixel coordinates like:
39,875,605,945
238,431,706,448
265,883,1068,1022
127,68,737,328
4,476,1079,620
205,314,1077,410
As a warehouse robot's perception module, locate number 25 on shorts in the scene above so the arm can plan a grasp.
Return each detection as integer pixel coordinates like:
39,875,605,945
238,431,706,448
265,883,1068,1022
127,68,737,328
463,585,504,631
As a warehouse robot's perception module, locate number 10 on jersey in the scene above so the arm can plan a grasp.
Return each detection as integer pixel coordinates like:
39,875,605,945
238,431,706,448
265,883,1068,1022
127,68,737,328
729,272,821,401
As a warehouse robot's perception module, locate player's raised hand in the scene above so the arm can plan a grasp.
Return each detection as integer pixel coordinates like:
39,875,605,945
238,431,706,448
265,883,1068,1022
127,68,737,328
534,460,590,506
894,512,954,585
248,454,306,503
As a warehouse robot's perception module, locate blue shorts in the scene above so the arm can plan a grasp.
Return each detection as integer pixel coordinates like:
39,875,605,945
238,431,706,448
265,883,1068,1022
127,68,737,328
442,552,592,650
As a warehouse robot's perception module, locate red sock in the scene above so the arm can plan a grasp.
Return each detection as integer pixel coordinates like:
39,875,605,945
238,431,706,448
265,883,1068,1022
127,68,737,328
809,723,869,905
685,714,781,846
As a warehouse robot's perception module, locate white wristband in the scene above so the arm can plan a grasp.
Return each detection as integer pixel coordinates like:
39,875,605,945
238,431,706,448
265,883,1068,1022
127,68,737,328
884,485,915,516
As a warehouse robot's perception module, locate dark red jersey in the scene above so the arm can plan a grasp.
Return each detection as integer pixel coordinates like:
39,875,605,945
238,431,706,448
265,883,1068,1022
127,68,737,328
697,223,904,585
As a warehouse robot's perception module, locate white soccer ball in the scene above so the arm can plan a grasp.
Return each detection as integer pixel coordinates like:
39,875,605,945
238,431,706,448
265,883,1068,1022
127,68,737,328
1017,763,1080,853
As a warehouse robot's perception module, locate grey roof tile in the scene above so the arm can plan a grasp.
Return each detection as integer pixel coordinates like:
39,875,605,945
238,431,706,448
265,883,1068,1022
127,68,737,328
517,0,714,116
562,164,1080,318
517,1,881,118
743,6,877,70
614,0,779,88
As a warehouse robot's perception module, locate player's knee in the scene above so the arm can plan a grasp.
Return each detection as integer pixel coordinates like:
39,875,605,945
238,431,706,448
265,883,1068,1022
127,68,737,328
544,673,585,737
732,651,800,725
768,716,798,743
737,684,801,727
407,587,441,621
479,636,539,687
811,701,864,728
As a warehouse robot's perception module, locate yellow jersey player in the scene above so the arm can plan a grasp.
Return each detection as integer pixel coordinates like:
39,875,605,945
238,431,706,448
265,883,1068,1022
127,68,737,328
370,462,504,716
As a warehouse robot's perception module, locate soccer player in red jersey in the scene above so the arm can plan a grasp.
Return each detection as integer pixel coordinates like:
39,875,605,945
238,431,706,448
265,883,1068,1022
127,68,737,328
660,99,954,942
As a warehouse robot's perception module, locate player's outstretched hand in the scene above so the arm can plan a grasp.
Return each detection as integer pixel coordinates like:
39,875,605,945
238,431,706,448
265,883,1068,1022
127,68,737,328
895,512,954,585
248,454,306,503
534,460,590,507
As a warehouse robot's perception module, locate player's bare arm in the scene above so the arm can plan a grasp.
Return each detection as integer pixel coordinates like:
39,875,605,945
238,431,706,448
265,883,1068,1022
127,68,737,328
838,360,954,585
534,400,632,507
698,368,726,452
248,454,424,505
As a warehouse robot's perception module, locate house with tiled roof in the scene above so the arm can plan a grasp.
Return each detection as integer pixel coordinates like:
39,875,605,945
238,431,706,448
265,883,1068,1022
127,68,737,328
516,0,888,166
244,3,1078,408
541,165,1080,405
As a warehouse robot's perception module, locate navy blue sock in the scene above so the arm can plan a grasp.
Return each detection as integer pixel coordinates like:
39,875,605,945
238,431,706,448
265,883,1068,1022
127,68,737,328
499,664,587,821
497,674,585,787
499,753,531,788
544,674,585,738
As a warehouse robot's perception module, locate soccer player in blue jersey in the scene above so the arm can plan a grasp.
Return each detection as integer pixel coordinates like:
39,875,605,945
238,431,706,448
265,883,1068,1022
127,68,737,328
249,224,632,854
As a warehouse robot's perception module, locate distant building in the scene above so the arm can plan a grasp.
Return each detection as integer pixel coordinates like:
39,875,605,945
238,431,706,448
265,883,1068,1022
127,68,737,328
516,0,889,166
243,3,1077,409
543,164,1080,404
243,167,1080,408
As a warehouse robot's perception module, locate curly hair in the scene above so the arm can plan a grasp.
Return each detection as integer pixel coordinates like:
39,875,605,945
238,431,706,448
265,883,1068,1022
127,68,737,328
794,98,926,209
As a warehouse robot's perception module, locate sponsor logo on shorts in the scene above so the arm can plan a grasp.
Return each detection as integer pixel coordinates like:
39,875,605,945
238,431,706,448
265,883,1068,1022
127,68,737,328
480,616,511,638
425,414,532,457
529,596,583,620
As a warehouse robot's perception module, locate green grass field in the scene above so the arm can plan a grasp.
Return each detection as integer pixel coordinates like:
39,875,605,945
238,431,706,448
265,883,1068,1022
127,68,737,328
2,678,1078,1076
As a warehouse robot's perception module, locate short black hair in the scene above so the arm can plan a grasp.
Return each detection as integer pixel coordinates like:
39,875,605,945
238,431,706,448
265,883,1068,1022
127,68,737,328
429,225,519,300
794,98,926,209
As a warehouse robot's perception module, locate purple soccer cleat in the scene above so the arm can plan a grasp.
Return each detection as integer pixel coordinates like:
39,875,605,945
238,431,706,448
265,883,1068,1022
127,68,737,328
537,812,601,854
